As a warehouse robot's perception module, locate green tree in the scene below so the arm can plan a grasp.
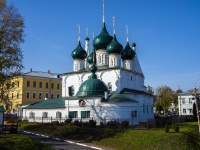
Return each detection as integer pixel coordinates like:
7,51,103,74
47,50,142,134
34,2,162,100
193,102,197,121
154,85,176,115
0,0,24,111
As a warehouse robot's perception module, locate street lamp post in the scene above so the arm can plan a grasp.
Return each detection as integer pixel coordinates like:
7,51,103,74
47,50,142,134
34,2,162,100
194,79,200,135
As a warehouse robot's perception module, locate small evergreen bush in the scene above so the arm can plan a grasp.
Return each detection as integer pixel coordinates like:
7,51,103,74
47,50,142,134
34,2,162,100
165,124,169,133
172,122,175,130
64,118,72,124
121,120,129,128
106,120,119,128
174,124,179,132
89,120,97,128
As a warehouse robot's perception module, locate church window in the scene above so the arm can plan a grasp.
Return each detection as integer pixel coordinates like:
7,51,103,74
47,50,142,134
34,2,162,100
81,111,90,118
56,111,62,118
143,104,145,113
108,82,112,94
69,111,77,118
29,112,35,118
98,55,101,64
42,112,48,118
132,110,137,117
68,85,74,96
111,59,114,66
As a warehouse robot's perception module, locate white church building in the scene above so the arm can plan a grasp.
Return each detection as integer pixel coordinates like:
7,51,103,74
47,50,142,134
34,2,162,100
22,1,154,125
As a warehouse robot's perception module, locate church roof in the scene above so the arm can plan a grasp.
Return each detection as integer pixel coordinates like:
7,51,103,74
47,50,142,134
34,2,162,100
71,41,87,60
121,42,136,60
93,23,113,50
120,88,153,96
106,34,123,54
104,94,138,103
24,98,65,109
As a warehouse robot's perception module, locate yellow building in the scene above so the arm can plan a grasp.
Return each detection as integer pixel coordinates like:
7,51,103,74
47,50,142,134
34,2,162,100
4,69,62,113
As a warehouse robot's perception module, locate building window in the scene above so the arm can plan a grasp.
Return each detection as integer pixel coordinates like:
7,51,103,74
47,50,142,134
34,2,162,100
132,110,137,117
45,93,48,99
182,98,185,104
56,111,62,118
146,106,148,113
26,91,30,98
45,82,48,88
68,86,74,96
51,83,54,89
57,83,60,89
12,82,15,88
189,109,192,113
33,81,36,88
51,93,54,99
33,92,36,99
42,112,48,118
39,92,42,99
189,98,192,104
98,55,101,64
39,82,42,88
183,109,186,113
108,82,112,94
29,112,35,118
27,81,30,87
69,111,77,118
57,93,60,98
17,92,19,99
17,81,19,87
81,111,90,118
143,104,145,113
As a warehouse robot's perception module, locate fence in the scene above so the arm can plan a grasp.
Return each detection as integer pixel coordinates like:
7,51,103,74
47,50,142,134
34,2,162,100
0,125,18,134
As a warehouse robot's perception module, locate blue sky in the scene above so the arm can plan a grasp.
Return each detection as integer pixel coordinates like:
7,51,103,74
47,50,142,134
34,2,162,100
7,0,200,92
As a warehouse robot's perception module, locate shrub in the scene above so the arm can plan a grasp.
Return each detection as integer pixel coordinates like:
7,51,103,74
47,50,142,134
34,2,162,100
99,122,104,128
121,120,129,128
73,120,81,127
172,122,175,130
106,120,119,128
89,120,97,128
51,121,59,125
64,118,72,124
165,124,169,133
174,124,179,132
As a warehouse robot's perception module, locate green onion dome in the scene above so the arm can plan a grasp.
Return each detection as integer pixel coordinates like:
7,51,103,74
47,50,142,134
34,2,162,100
76,72,108,97
71,41,87,59
106,34,123,54
87,50,94,64
93,23,113,50
132,42,136,47
121,42,136,60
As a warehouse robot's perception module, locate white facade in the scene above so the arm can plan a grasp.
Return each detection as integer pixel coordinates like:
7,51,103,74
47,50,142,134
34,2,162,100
178,93,196,116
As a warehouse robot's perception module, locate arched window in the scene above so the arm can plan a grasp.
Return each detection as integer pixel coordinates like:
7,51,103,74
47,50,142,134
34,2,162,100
68,85,75,96
42,112,48,118
56,111,62,118
29,112,35,118
108,82,112,94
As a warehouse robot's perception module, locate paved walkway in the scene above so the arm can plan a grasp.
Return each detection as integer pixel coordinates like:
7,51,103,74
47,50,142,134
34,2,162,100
18,130,113,150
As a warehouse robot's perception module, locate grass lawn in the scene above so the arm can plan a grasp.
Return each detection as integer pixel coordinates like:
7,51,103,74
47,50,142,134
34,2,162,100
0,134,53,150
20,121,200,150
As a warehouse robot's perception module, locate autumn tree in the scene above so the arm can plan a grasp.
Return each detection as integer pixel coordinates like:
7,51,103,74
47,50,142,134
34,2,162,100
0,0,25,111
154,85,177,115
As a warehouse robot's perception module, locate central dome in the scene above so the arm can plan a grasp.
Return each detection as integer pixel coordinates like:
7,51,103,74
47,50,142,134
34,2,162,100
93,23,113,50
76,73,108,97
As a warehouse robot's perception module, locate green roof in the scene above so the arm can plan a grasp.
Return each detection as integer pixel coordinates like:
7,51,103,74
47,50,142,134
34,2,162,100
71,41,87,60
107,34,123,54
121,42,136,60
0,106,6,112
24,98,65,109
93,23,113,50
120,88,153,96
102,94,138,103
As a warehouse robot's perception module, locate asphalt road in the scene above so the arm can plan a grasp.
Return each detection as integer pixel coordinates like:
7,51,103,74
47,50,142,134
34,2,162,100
18,130,105,150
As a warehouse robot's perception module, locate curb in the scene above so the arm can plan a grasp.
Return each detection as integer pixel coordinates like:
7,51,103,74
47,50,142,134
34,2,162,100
19,130,105,150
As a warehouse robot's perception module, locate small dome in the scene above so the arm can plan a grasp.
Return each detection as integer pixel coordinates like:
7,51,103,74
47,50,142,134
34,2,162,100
76,73,108,97
71,41,87,59
93,23,113,50
106,35,123,54
87,50,94,64
85,37,90,41
121,42,136,60
132,42,136,47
